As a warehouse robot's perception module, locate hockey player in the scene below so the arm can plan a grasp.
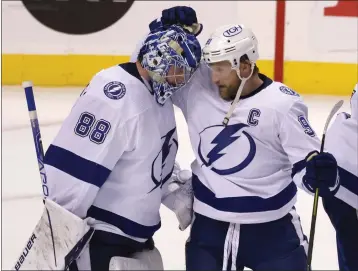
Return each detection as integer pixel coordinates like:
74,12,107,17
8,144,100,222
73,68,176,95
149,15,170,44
42,25,201,270
315,84,357,271
145,6,342,271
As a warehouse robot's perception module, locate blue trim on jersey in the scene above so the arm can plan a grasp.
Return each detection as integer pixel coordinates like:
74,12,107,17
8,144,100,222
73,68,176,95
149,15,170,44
291,159,358,196
339,166,358,196
240,73,273,100
119,62,144,84
192,174,297,213
87,205,161,239
119,62,154,94
44,144,110,188
291,159,306,178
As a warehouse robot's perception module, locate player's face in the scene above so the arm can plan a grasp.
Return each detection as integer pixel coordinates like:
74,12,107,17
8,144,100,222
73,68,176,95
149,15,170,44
209,61,240,101
166,65,185,86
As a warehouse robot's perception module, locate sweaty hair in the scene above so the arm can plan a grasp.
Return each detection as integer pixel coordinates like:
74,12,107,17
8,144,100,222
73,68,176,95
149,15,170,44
240,54,259,74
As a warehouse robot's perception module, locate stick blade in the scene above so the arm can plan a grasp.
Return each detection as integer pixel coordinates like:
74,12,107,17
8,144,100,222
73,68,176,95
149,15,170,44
323,100,344,133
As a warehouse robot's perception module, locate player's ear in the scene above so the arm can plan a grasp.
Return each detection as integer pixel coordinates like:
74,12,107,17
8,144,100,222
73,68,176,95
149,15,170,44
238,60,250,77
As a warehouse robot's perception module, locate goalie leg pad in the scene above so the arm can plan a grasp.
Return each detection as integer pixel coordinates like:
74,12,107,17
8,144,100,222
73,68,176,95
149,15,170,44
74,246,163,270
72,231,163,270
109,247,164,270
13,199,92,270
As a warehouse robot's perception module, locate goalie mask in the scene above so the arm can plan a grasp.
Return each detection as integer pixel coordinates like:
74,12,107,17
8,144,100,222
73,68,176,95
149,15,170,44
139,25,201,105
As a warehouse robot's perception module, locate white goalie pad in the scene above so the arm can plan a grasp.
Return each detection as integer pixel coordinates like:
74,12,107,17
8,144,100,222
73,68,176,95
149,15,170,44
109,247,164,270
12,199,93,270
75,244,164,270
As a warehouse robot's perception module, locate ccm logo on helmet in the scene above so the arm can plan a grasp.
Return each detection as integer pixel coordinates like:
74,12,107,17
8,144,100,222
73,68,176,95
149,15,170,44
223,26,242,37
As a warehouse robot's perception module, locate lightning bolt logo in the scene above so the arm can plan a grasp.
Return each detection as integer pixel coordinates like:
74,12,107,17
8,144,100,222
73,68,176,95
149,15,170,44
198,123,256,175
149,127,178,193
108,85,122,93
161,127,176,170
207,123,247,166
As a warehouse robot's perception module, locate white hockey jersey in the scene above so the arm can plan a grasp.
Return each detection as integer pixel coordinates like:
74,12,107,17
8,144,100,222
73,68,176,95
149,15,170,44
44,63,178,241
325,83,358,209
172,63,321,224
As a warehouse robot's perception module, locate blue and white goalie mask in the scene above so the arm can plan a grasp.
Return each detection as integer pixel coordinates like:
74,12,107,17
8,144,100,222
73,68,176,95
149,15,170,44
139,25,202,105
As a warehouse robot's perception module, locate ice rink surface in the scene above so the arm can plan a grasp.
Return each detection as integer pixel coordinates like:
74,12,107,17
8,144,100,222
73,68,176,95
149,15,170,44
2,85,352,270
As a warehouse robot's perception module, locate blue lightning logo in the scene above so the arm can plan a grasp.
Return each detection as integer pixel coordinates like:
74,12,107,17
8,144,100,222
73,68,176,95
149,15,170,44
149,127,178,193
161,128,176,170
207,123,247,166
198,123,256,175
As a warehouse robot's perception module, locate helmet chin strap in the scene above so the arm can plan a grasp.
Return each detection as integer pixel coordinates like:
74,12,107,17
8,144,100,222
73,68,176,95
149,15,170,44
222,62,255,126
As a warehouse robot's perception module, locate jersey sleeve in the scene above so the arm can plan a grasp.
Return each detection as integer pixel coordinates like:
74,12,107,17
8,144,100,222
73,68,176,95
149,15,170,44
325,112,358,208
171,62,210,117
44,78,138,218
278,100,321,192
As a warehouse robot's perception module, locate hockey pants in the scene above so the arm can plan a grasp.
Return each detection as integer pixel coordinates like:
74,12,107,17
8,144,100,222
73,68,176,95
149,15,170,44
323,196,358,271
185,209,308,271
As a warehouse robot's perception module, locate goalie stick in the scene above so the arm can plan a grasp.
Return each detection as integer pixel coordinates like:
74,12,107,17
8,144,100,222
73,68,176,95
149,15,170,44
22,81,58,266
13,82,94,270
306,99,344,271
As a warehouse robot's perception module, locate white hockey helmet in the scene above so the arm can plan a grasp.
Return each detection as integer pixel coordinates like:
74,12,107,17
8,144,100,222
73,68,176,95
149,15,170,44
202,24,259,69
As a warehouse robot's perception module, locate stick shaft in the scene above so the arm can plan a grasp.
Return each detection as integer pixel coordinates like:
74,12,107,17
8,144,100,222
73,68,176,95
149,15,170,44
306,100,344,270
23,81,49,198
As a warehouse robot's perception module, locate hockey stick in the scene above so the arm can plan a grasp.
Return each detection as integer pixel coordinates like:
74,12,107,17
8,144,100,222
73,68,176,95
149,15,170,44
22,81,58,266
19,82,95,271
306,99,344,271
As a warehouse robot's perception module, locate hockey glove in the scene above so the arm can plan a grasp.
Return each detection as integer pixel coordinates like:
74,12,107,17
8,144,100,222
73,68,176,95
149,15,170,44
149,6,203,36
162,162,194,231
303,151,340,197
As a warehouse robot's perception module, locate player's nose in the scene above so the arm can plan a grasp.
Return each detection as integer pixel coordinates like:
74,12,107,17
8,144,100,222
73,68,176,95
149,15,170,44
211,73,220,85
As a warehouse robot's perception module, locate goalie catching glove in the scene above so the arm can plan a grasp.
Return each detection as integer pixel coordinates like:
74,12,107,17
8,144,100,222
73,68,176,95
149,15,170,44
162,162,194,230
